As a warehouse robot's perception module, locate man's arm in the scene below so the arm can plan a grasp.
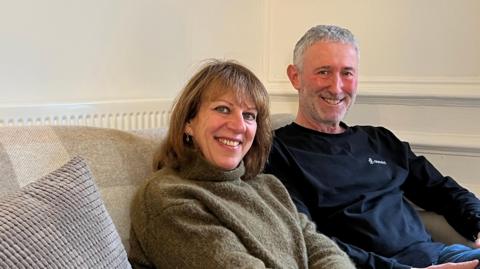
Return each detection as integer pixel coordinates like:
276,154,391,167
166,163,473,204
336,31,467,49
332,237,478,269
332,237,411,269
414,260,479,269
401,142,480,241
476,233,480,247
298,213,356,269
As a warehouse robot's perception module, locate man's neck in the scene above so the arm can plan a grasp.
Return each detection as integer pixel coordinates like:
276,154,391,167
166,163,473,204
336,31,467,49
294,117,345,134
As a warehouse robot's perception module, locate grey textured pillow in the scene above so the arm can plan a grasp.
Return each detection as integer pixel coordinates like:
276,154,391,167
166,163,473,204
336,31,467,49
0,157,131,268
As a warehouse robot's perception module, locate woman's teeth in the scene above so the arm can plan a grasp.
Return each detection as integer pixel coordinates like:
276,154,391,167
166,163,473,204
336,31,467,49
218,138,240,146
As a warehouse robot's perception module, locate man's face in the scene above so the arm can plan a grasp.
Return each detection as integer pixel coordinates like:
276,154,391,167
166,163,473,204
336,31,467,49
288,41,359,132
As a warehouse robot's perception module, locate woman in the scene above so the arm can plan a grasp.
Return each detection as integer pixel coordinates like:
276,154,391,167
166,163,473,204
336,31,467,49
129,60,355,269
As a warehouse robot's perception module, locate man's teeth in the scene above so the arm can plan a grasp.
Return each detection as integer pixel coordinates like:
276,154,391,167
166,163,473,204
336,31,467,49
218,138,240,146
323,97,342,105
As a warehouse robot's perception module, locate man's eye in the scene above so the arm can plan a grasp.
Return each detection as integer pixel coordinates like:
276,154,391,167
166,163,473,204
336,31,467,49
317,70,329,76
214,106,230,113
243,112,256,121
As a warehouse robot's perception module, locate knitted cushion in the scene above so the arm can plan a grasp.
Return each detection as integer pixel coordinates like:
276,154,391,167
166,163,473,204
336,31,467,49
0,157,131,268
0,125,165,249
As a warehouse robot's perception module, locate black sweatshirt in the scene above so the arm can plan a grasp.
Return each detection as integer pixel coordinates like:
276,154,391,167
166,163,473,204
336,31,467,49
265,122,480,269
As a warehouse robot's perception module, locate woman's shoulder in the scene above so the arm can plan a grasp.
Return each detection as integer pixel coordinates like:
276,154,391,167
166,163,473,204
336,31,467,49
134,168,198,213
147,167,206,193
253,172,283,185
248,173,300,215
249,174,293,199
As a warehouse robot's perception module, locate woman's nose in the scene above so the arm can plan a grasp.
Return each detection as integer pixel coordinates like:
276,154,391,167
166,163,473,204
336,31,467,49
227,113,247,132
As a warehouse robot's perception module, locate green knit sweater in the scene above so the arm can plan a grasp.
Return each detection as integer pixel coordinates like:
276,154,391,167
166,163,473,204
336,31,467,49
129,155,355,269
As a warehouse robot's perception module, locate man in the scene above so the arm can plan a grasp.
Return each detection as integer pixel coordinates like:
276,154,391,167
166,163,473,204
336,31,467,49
265,24,480,269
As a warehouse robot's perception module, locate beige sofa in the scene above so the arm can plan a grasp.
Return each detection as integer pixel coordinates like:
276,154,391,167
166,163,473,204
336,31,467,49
0,114,471,268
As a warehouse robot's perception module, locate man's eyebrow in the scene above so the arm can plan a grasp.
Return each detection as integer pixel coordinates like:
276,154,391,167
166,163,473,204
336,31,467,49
313,66,332,71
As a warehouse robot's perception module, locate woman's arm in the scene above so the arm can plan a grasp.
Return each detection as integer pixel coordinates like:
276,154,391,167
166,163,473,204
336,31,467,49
133,200,270,269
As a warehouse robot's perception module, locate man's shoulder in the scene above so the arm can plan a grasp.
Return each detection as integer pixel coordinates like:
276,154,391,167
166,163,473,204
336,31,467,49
353,124,395,136
269,124,306,156
272,123,296,139
274,123,394,137
273,123,402,147
352,125,406,149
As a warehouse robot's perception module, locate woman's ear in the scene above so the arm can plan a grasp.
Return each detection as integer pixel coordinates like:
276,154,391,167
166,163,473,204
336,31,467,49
185,123,193,136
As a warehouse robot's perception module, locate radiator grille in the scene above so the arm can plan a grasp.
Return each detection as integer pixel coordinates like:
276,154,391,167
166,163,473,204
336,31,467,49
0,99,172,130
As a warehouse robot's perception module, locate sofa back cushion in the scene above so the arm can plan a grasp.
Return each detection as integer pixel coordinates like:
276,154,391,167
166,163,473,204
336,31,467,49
0,125,165,250
0,157,131,268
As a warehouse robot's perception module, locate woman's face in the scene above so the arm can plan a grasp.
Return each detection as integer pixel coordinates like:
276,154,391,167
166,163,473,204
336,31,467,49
186,90,257,170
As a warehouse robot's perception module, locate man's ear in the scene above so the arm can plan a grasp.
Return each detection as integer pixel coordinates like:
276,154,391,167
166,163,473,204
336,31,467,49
287,64,301,90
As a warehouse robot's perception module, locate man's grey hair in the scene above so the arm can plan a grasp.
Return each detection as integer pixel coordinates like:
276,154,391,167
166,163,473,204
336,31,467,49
293,25,359,70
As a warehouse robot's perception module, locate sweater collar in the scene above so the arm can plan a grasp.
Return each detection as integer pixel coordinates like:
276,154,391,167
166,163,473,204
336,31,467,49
290,121,352,136
178,152,245,182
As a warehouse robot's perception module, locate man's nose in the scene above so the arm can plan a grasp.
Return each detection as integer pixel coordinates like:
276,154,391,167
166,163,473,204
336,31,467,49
330,73,344,93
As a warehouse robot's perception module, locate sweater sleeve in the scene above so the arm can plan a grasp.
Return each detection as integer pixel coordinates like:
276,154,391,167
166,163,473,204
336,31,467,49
134,198,272,269
401,141,480,241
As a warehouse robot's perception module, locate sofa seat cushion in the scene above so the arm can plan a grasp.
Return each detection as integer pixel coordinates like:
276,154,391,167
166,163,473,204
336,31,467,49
0,157,131,268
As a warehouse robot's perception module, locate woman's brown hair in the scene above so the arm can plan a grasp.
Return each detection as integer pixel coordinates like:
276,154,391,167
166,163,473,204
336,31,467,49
158,59,271,180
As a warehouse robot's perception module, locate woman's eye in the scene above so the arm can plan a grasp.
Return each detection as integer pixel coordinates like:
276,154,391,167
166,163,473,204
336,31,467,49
243,112,256,121
214,106,230,114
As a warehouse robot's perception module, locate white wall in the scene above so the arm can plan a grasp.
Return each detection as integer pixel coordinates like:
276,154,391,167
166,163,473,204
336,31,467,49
0,0,265,104
1,0,479,192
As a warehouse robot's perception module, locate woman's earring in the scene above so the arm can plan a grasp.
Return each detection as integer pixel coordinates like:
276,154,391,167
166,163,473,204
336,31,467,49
185,133,192,143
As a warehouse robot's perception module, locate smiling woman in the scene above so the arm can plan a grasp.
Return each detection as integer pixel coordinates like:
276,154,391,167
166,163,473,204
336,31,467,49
185,90,258,171
159,59,271,180
128,59,356,269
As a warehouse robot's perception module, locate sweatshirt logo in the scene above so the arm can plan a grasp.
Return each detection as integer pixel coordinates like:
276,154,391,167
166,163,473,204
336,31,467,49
368,157,387,165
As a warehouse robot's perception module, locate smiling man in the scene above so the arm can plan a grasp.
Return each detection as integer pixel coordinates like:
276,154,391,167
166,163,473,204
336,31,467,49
287,38,358,134
265,25,480,269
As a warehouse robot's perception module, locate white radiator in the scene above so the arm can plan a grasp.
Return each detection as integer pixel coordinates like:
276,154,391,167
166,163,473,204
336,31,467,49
0,99,173,130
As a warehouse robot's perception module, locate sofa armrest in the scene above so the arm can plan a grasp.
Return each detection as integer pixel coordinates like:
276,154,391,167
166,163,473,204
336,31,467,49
418,210,474,247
